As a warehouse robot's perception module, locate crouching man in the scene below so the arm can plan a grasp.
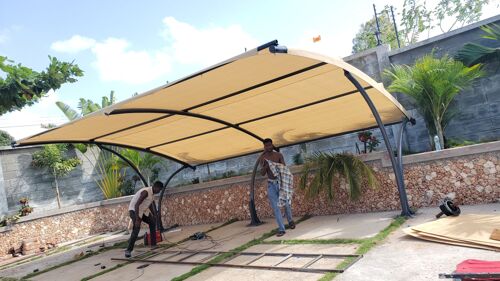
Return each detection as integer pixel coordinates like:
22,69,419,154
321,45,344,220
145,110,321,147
125,181,163,258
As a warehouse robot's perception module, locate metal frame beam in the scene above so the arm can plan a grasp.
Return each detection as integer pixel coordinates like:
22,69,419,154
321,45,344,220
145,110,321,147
344,70,412,216
107,108,264,143
112,250,362,274
157,165,192,231
439,273,500,279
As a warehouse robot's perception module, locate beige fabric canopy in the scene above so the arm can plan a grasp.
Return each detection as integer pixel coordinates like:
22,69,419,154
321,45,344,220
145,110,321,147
17,42,411,167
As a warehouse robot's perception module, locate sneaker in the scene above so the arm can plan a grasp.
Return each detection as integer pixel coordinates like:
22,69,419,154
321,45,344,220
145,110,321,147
125,250,131,258
276,231,286,237
288,221,296,229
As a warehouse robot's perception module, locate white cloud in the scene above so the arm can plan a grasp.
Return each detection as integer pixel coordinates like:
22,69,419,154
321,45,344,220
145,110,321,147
162,17,259,66
50,17,258,84
50,35,96,53
91,38,171,84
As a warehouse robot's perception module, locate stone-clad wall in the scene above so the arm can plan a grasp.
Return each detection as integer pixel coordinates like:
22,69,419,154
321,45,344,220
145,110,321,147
0,199,130,256
162,143,499,226
1,141,498,256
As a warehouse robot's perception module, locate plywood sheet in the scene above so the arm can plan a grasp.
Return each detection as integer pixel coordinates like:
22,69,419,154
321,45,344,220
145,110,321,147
404,214,500,251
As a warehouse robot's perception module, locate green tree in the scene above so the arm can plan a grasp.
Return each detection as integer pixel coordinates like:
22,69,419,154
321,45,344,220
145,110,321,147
352,6,402,53
384,54,483,150
352,0,492,54
400,0,433,45
0,56,83,116
0,130,14,146
434,0,490,33
456,23,500,66
31,144,81,208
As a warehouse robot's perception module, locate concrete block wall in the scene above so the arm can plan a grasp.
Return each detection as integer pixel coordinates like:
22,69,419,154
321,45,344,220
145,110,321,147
0,146,104,214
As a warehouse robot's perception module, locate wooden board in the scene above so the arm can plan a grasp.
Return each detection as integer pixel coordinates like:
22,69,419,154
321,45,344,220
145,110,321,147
404,228,499,251
403,214,500,251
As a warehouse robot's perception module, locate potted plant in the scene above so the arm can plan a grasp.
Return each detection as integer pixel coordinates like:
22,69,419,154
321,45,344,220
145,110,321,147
19,197,33,216
358,131,381,153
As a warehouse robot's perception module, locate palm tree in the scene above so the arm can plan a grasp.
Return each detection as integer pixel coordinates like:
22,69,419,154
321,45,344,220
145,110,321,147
115,148,164,186
456,24,500,67
384,54,483,150
299,152,378,201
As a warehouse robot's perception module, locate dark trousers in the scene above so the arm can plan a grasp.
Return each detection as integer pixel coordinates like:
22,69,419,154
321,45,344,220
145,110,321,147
127,210,156,252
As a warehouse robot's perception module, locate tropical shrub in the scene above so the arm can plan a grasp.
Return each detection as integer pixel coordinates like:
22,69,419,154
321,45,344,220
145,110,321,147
299,152,378,201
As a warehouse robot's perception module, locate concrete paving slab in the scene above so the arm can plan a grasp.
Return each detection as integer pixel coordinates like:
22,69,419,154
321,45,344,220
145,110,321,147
336,204,500,281
169,220,277,252
266,211,399,241
92,262,193,281
188,266,324,281
245,244,358,255
29,248,142,281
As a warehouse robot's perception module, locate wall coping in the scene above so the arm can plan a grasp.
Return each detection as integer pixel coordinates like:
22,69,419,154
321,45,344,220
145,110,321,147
402,140,500,165
0,145,40,153
343,44,390,62
3,140,499,225
388,14,500,57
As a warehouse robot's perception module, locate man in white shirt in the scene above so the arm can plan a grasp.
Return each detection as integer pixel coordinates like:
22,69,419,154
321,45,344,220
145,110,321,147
125,181,163,258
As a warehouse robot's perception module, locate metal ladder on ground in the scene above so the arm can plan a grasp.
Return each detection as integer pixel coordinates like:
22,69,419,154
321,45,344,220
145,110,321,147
112,249,362,274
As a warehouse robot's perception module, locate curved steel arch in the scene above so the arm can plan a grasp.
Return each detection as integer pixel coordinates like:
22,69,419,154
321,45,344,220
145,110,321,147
107,108,265,144
344,70,413,217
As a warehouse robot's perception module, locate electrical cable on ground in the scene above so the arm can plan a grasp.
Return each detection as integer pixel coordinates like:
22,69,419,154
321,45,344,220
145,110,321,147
160,229,255,252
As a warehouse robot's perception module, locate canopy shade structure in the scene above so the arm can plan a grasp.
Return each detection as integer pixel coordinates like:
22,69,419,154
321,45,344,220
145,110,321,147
16,40,415,220
16,41,410,168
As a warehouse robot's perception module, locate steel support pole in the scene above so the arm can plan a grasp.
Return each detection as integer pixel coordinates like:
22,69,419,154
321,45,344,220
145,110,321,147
396,117,414,215
248,157,263,226
344,71,412,216
157,165,192,231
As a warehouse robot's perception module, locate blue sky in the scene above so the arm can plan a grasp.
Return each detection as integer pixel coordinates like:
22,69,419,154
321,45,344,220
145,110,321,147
1,0,499,139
